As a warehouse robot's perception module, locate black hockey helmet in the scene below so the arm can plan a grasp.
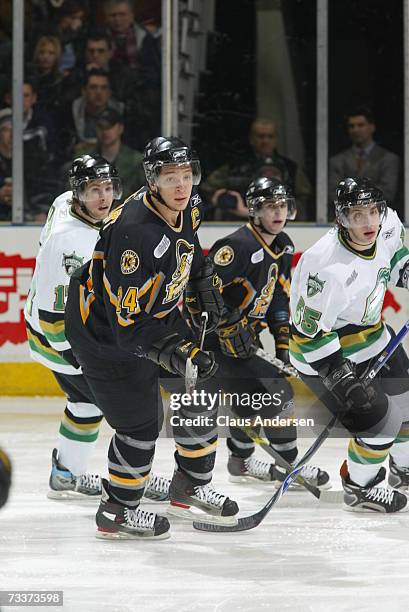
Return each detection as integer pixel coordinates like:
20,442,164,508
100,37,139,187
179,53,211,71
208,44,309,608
143,136,201,188
334,177,387,230
69,154,122,203
245,177,296,221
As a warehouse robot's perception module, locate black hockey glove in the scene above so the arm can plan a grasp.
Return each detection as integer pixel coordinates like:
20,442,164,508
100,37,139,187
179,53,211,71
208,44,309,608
216,309,258,359
148,333,218,380
0,447,11,509
271,322,290,364
321,359,374,413
185,258,223,333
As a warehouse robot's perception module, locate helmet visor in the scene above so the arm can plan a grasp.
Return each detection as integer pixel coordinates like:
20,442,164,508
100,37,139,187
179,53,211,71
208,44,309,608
76,178,123,203
150,160,201,188
336,200,387,229
252,196,297,221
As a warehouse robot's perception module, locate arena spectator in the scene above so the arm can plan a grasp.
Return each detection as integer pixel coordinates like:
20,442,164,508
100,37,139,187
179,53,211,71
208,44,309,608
83,107,144,198
329,106,400,214
201,118,312,221
0,108,12,221
30,35,63,112
70,68,124,154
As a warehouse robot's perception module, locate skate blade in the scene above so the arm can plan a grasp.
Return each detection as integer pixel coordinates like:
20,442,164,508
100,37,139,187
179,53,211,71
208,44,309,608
95,528,171,540
228,474,272,484
141,496,170,505
167,504,238,526
47,489,100,500
342,502,409,513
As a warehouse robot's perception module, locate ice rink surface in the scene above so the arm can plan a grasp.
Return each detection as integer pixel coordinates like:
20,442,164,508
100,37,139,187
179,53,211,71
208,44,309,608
1,397,408,612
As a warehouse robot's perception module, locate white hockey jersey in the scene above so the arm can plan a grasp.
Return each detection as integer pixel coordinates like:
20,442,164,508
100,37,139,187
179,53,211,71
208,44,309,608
24,191,101,374
290,208,409,375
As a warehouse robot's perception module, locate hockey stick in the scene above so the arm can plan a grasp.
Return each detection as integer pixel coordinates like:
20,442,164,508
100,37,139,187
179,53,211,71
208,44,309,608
194,319,409,532
185,312,209,394
255,348,300,378
240,425,344,503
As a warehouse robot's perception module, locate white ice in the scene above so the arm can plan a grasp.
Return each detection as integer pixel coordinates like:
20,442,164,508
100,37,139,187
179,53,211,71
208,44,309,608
0,397,408,612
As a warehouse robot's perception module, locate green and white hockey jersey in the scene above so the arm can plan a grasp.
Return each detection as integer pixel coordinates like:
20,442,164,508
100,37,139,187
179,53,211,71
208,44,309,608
24,191,100,374
290,208,409,375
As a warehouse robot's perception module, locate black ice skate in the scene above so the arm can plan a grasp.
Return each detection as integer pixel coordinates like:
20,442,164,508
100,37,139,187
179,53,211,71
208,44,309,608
388,456,409,493
271,462,331,490
143,473,171,503
96,479,170,540
228,454,275,483
47,448,101,500
340,460,408,513
168,469,239,525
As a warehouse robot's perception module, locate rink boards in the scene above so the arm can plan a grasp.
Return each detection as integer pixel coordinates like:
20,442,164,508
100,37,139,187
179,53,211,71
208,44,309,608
0,223,408,395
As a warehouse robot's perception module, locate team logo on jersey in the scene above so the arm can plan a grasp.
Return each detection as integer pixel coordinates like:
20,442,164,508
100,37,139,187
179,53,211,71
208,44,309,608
62,252,84,276
307,273,326,297
163,239,194,303
191,207,201,231
214,245,234,266
120,250,139,275
248,263,278,319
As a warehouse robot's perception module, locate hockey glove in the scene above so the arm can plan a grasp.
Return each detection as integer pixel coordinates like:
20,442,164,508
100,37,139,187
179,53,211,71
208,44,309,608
321,359,374,412
271,322,290,364
185,258,223,333
216,309,258,359
0,447,11,509
148,333,218,380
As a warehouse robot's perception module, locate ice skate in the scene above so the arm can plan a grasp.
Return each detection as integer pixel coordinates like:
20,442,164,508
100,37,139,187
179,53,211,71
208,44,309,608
228,454,275,483
271,462,331,490
96,479,170,540
47,448,101,500
168,469,239,525
142,472,170,503
341,461,408,513
388,456,409,493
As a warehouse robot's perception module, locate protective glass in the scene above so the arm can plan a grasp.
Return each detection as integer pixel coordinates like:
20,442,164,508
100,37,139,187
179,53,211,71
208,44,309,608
76,178,123,203
151,160,201,188
337,201,387,228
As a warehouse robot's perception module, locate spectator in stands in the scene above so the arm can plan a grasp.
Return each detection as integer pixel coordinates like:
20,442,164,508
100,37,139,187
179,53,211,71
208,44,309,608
68,30,137,102
70,68,124,154
4,78,57,158
329,106,400,214
201,118,312,221
87,108,144,198
0,108,12,221
102,0,161,87
0,107,58,222
55,0,88,75
30,35,63,111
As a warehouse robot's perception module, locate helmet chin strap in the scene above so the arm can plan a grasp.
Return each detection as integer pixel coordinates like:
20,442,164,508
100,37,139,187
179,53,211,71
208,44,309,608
74,198,103,226
251,216,278,237
340,224,381,246
149,186,180,213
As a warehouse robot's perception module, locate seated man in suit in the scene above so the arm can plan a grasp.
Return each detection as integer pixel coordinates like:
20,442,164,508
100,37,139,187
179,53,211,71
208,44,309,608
329,106,400,217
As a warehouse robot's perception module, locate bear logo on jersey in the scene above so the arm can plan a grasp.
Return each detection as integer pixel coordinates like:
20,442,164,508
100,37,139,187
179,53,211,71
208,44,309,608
214,245,234,266
120,250,139,275
62,252,84,276
307,273,326,297
163,239,194,303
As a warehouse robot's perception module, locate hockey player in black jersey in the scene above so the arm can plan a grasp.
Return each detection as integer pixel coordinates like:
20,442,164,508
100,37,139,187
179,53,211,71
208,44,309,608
65,136,239,539
207,177,330,489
